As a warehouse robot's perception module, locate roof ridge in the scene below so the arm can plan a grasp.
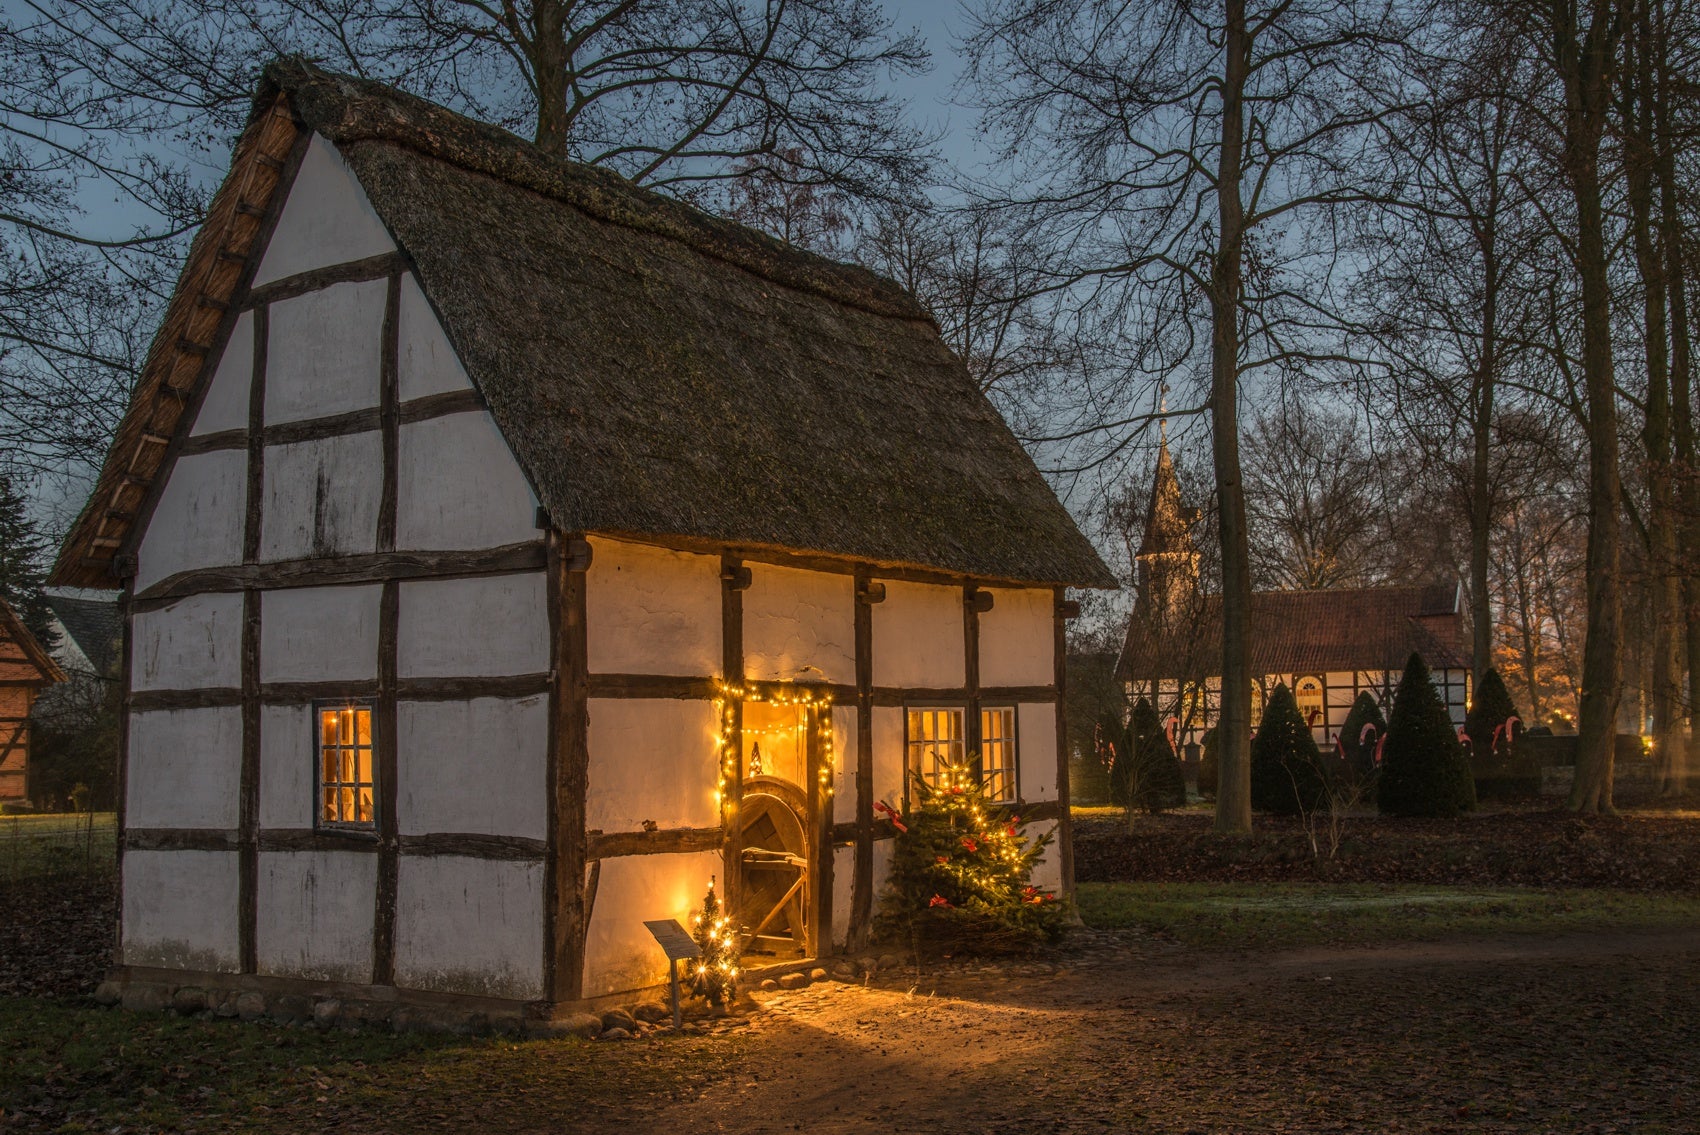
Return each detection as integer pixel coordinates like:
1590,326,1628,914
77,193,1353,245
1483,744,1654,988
258,58,932,325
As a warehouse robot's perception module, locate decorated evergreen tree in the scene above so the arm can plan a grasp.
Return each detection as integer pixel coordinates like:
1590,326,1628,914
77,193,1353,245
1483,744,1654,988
1249,683,1327,816
0,474,58,651
1465,667,1521,766
688,877,739,1006
1379,653,1477,817
876,772,1067,954
1337,691,1388,784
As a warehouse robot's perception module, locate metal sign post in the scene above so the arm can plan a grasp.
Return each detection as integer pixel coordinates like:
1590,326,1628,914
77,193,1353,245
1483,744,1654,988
644,919,702,1031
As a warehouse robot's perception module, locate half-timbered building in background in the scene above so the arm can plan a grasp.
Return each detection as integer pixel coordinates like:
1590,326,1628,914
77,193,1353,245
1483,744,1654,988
52,61,1113,1021
0,597,63,806
1119,435,1471,751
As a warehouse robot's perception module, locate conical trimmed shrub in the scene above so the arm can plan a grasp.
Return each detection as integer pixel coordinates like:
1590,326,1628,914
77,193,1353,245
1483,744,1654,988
1197,726,1219,799
1338,691,1387,783
1465,667,1521,765
1379,653,1476,817
1110,698,1186,812
1249,683,1327,815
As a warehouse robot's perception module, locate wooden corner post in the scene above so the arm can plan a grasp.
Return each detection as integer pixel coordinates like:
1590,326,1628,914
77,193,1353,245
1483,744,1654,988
548,533,592,1002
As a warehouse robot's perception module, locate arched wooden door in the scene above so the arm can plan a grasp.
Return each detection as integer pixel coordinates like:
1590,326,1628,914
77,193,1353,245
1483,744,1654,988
735,776,810,961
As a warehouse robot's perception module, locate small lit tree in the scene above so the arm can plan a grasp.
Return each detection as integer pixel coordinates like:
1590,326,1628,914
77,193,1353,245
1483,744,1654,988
688,878,739,1006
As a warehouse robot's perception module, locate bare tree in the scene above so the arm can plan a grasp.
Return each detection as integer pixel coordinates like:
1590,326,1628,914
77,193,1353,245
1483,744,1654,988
1242,408,1387,591
964,0,1422,834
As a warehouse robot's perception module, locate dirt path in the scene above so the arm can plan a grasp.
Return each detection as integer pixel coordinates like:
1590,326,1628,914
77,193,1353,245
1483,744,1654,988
655,929,1700,1134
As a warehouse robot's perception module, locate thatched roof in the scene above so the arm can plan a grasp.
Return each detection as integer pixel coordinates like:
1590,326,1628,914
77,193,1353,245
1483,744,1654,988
55,60,1113,590
1122,582,1470,681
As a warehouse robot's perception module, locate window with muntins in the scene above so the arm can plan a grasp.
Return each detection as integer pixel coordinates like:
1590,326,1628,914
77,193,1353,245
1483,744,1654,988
317,702,375,830
980,706,1017,802
907,707,965,790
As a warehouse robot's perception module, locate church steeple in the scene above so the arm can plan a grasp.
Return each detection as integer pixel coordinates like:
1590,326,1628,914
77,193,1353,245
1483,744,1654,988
1135,421,1200,621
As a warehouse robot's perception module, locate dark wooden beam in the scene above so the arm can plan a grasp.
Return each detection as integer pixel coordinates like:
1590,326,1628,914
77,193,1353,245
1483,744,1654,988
1053,586,1074,899
131,541,547,607
239,588,260,974
586,826,722,859
550,536,591,1002
848,565,875,950
371,579,400,986
399,832,547,860
176,389,487,457
125,828,241,852
242,251,409,309
258,829,379,853
719,554,745,924
130,672,554,712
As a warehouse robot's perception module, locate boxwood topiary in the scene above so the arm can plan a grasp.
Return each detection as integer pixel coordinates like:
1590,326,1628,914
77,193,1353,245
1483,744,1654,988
1249,683,1328,816
1379,653,1476,817
1337,690,1387,785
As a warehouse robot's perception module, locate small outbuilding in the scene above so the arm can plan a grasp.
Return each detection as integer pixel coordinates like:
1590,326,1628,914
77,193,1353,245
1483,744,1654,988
53,61,1112,1020
0,597,64,806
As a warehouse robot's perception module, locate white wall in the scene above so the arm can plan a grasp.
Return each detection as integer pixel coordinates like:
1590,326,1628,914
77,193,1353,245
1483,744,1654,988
872,581,963,689
265,279,386,425
191,311,252,437
258,703,314,829
743,564,856,685
397,695,548,839
122,849,241,972
394,856,544,1000
1027,828,1062,895
582,850,719,997
127,707,242,829
397,274,473,401
978,588,1054,688
830,844,854,952
1016,703,1059,803
256,850,375,983
134,450,247,592
396,412,537,551
872,706,905,809
132,592,243,691
254,133,395,286
586,698,719,833
397,573,548,678
585,538,721,677
260,584,380,683
260,433,383,560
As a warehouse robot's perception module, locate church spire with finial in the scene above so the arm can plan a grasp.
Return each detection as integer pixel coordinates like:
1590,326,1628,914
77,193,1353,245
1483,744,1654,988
1135,385,1200,620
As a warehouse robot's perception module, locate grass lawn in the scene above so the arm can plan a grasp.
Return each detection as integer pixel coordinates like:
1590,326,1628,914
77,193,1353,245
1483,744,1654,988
0,813,116,883
0,997,728,1132
1077,880,1700,950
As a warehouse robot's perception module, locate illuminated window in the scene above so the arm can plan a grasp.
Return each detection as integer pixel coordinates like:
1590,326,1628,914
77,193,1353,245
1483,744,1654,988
317,702,376,830
980,707,1018,803
1295,676,1324,726
741,700,808,786
907,707,966,791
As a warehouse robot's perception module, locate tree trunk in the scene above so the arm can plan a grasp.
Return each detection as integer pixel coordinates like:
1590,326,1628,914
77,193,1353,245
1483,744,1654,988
1557,1,1624,815
1212,0,1253,836
1470,245,1499,691
1624,5,1683,795
1655,0,1694,795
531,1,570,155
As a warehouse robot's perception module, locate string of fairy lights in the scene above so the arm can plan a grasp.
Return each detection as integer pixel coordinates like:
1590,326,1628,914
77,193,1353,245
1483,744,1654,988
713,681,837,817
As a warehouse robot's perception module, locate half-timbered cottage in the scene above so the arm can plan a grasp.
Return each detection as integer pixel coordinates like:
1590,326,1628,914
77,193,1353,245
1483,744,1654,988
1119,435,1471,751
0,598,63,805
52,61,1113,1022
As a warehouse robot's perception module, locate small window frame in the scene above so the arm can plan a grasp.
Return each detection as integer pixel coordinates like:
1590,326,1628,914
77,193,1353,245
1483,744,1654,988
313,699,379,834
978,704,1020,805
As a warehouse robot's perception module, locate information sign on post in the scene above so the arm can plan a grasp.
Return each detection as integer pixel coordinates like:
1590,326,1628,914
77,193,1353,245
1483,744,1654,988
644,919,702,1031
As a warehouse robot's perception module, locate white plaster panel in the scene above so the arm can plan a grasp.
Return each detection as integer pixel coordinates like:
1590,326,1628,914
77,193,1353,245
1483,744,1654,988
254,133,396,286
126,707,242,829
256,850,376,983
1017,702,1059,803
1028,825,1063,895
394,856,544,1000
397,695,548,839
397,573,548,678
831,844,855,953
134,450,247,592
121,849,240,972
259,703,314,830
871,835,894,904
872,580,964,689
832,706,856,805
585,538,721,677
583,851,720,998
192,310,252,436
265,279,387,425
586,698,719,833
260,433,382,560
260,584,381,682
396,412,537,551
743,564,856,685
133,592,243,691
398,274,474,400
978,588,1055,689
872,706,905,811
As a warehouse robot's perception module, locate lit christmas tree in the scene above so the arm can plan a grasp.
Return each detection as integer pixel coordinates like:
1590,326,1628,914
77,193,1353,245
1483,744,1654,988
876,764,1067,954
689,877,740,1005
